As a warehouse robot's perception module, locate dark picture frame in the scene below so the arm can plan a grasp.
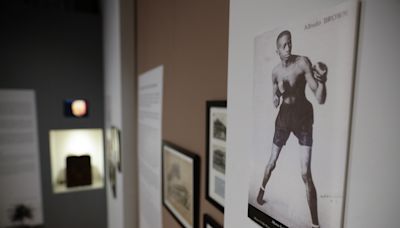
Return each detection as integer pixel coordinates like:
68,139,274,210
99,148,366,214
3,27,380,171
206,101,227,213
203,214,223,228
162,141,200,228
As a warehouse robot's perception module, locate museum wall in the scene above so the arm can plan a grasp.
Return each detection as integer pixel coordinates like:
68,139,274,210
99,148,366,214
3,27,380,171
136,0,229,227
0,5,107,228
102,0,137,227
225,0,400,227
102,0,125,227
343,1,400,226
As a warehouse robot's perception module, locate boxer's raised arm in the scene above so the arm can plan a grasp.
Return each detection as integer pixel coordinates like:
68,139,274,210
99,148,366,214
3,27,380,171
300,56,327,104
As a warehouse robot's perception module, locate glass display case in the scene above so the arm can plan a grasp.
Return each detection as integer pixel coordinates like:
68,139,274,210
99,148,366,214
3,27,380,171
49,128,104,193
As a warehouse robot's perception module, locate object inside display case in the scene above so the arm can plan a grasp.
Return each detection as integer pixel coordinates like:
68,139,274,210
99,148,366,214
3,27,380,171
66,155,92,187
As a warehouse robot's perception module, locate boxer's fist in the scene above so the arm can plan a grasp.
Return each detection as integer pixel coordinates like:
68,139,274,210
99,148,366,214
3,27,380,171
313,62,328,83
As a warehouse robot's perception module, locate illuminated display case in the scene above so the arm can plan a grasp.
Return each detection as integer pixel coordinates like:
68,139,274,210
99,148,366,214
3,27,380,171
49,129,104,193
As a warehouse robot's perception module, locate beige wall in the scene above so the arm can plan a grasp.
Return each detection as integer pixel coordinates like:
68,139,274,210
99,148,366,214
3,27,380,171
136,0,229,227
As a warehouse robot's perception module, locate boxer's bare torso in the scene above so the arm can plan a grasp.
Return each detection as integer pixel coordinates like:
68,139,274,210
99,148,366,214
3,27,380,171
272,55,311,105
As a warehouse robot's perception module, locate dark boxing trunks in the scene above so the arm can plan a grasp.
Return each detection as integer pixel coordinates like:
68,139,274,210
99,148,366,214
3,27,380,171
273,100,314,147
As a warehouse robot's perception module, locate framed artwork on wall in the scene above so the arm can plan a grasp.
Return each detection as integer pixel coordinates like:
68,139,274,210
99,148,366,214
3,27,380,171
162,141,200,228
111,127,122,172
106,126,121,198
64,99,89,118
206,101,227,212
203,214,223,228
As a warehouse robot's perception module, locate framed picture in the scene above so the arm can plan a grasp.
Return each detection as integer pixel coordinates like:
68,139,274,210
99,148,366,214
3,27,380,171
203,214,223,228
206,101,227,212
111,127,122,172
162,141,200,228
64,99,89,118
106,126,121,198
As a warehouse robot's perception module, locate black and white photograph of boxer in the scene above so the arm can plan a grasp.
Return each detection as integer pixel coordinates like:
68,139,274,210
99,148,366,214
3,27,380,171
247,3,359,228
255,30,327,228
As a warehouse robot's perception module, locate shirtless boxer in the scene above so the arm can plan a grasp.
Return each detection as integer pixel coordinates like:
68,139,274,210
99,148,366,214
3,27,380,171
256,30,327,228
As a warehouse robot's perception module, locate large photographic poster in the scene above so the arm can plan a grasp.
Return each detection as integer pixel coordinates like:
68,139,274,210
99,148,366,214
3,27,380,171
247,1,359,228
